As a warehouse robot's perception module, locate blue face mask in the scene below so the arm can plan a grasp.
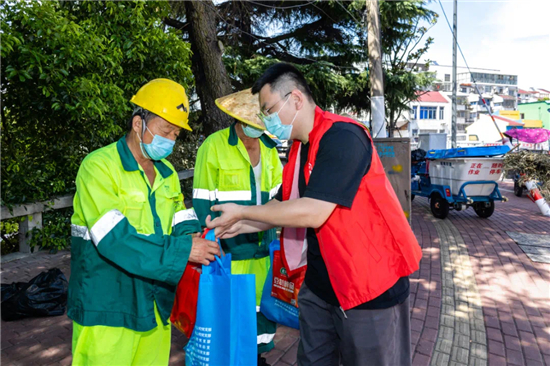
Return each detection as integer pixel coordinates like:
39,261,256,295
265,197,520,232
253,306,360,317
259,95,298,141
139,126,175,160
242,123,264,138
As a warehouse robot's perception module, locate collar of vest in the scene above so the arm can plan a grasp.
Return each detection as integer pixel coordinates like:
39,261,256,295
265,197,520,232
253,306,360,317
116,136,174,179
228,122,278,149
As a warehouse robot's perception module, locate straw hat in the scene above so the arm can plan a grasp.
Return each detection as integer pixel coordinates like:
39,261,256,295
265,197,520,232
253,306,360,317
215,88,265,130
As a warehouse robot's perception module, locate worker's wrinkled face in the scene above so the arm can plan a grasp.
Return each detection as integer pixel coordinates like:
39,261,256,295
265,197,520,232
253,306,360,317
133,115,181,144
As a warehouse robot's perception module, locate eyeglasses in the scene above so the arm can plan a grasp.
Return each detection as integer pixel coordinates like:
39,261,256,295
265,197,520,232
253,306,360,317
258,92,291,121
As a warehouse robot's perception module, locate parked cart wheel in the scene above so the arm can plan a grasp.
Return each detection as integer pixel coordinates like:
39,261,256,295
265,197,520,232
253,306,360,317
430,193,449,219
473,201,495,218
513,181,524,197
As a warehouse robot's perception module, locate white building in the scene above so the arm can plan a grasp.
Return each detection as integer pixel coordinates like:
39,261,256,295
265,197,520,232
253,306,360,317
534,88,550,99
409,91,451,144
456,70,518,110
518,89,539,103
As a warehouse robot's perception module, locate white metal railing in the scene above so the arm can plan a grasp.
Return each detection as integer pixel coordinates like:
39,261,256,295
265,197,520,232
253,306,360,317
1,169,195,254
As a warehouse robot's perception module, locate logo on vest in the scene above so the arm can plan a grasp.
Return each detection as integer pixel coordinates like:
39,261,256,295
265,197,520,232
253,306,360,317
280,267,288,276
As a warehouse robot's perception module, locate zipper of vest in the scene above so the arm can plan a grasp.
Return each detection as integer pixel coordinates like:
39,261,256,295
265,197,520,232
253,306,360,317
339,306,348,319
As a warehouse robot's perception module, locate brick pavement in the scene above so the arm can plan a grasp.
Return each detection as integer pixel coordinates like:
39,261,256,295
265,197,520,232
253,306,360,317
1,188,549,366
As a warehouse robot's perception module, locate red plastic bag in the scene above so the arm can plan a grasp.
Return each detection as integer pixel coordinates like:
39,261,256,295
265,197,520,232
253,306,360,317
171,230,214,337
170,263,201,337
271,249,305,307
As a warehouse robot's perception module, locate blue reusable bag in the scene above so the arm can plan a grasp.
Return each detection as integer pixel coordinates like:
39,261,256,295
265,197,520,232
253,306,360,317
185,231,257,366
259,240,300,329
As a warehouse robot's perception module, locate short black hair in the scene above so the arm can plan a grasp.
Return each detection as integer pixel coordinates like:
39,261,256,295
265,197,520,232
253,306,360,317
251,63,314,102
127,108,159,132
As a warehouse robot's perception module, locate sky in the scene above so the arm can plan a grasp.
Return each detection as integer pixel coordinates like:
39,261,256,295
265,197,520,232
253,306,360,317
421,0,550,89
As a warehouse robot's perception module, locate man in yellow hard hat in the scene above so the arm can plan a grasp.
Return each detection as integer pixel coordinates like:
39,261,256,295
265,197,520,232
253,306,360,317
68,78,220,365
193,89,283,365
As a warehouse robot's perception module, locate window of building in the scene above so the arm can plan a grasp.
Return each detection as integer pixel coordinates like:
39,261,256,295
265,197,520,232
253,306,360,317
439,106,444,120
499,88,504,94
419,106,437,120
521,113,525,119
412,129,419,135
485,86,492,93
445,74,451,82
412,106,418,119
461,88,467,93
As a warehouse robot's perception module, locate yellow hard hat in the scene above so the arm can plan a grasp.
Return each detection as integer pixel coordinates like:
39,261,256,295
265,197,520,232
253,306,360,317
130,78,191,131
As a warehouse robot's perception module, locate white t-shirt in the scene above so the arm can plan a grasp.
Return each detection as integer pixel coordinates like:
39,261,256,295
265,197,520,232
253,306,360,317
252,157,262,206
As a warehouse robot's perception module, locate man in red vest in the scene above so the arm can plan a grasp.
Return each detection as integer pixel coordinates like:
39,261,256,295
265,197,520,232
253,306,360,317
207,63,422,366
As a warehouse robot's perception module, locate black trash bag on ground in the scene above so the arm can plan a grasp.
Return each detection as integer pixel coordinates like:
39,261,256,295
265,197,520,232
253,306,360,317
1,268,68,321
411,149,427,162
1,282,27,302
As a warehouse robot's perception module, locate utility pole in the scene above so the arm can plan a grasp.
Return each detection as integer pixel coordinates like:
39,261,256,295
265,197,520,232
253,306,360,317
366,0,387,138
451,0,458,148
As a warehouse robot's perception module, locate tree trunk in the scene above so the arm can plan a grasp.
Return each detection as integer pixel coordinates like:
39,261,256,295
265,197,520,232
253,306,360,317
185,0,233,136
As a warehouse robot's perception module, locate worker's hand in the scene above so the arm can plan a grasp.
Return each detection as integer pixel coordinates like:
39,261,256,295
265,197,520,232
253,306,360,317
189,237,221,266
206,203,245,238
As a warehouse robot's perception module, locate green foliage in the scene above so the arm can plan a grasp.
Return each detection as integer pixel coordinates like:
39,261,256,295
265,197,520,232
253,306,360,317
29,209,73,252
224,53,349,111
203,0,438,128
2,1,194,252
1,1,193,206
1,218,22,255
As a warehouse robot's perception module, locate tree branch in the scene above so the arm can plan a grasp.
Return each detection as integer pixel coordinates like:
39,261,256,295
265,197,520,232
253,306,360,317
163,17,189,31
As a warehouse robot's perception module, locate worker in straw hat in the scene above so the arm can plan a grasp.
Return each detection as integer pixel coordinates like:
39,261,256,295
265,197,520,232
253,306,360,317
192,88,283,365
68,79,220,365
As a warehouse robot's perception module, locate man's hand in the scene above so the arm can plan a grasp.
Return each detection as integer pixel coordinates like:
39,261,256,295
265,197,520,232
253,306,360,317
206,215,243,239
189,237,220,266
206,203,245,237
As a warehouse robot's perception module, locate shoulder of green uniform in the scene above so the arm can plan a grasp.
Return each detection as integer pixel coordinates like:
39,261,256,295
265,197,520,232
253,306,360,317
160,158,177,173
79,142,118,170
197,128,231,157
259,133,278,149
203,127,231,145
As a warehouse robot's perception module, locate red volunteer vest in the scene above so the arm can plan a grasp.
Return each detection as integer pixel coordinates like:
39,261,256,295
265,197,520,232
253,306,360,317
281,107,422,310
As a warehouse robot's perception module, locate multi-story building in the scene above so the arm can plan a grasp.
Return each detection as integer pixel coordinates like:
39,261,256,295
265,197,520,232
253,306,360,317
456,71,519,110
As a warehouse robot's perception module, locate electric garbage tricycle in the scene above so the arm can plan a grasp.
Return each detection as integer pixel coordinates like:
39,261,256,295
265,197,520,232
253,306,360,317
411,146,510,219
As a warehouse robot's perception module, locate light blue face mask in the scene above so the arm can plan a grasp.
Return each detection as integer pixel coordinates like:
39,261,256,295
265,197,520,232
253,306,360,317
259,94,298,141
242,123,264,138
139,125,175,161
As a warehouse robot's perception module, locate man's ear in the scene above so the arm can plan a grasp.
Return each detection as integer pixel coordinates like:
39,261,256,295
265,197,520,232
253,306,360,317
132,115,143,134
292,89,305,111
